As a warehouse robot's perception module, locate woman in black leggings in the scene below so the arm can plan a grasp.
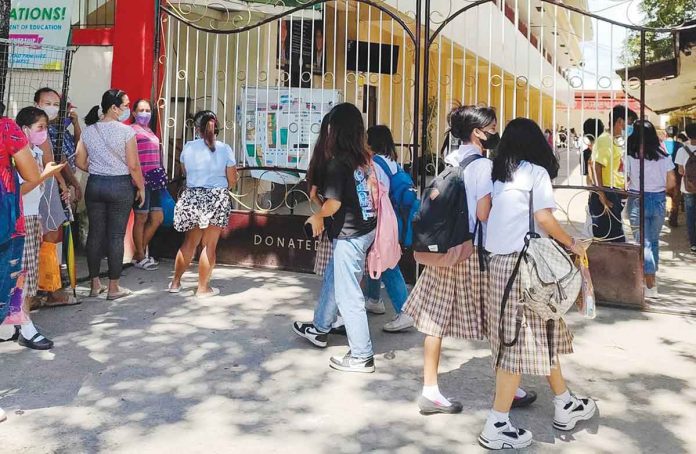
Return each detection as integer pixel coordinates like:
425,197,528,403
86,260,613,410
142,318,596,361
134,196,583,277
76,89,145,300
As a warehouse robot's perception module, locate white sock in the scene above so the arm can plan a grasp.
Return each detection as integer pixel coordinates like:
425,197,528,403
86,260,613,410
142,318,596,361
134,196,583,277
20,321,44,341
554,390,572,405
515,388,527,399
422,385,452,407
487,409,510,426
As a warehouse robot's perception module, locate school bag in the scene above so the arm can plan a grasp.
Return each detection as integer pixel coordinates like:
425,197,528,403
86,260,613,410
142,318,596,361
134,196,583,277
684,147,696,193
372,155,419,247
411,155,482,267
0,169,21,245
367,164,402,279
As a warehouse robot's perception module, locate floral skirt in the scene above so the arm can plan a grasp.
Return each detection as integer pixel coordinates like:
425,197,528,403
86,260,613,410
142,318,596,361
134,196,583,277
174,187,232,232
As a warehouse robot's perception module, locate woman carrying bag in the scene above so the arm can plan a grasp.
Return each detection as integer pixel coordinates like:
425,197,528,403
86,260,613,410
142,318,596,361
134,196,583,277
480,118,596,450
76,89,146,301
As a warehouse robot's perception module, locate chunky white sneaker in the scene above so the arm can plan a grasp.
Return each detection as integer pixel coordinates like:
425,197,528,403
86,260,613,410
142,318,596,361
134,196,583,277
478,419,533,450
383,313,414,332
365,298,386,314
644,285,658,299
553,395,597,431
0,407,6,423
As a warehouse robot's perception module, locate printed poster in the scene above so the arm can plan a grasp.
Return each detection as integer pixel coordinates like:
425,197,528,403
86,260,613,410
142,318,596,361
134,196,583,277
9,0,73,70
242,87,341,184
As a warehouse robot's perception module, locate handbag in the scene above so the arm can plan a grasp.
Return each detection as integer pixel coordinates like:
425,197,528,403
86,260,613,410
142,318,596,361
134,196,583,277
497,189,582,358
38,242,62,292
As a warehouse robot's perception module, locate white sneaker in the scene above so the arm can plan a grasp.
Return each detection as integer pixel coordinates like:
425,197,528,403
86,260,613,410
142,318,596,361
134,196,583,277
331,316,344,330
383,313,414,332
365,298,386,314
553,395,597,431
644,285,658,298
0,407,6,423
478,419,533,450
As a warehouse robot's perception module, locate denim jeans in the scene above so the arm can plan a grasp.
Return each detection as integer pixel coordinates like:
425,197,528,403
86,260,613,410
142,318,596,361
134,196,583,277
628,192,666,275
0,237,25,323
685,193,696,247
589,191,626,242
313,229,376,359
364,265,408,313
85,175,135,280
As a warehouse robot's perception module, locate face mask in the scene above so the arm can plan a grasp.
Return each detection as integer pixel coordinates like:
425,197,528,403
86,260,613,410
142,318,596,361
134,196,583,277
41,105,59,121
481,131,500,150
117,107,131,122
28,129,48,146
135,112,151,126
626,124,634,137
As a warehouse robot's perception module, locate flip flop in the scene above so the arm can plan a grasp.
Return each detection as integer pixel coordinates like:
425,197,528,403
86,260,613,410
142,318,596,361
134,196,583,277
133,258,158,271
89,287,107,298
167,282,182,294
42,293,82,308
107,288,132,301
196,287,220,299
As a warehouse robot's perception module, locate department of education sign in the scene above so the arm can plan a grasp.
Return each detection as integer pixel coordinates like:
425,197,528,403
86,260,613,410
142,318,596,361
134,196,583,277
9,0,73,70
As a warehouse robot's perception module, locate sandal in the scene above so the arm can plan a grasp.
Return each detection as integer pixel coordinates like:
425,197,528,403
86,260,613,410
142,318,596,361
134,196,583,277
167,282,181,294
43,293,81,308
133,258,158,271
146,256,160,266
107,288,132,301
89,287,107,298
196,287,220,299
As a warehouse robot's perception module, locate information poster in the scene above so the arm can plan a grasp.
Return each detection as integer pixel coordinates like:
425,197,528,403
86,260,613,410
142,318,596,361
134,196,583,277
9,0,73,70
242,87,341,184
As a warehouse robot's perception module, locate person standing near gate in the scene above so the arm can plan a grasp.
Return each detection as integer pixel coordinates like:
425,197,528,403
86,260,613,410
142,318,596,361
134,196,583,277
480,118,595,450
76,89,146,301
664,125,683,227
168,110,237,297
293,103,377,373
675,123,696,253
626,120,676,298
589,105,637,242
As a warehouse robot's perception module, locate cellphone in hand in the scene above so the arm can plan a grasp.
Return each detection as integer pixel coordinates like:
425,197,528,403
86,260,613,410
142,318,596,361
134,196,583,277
303,222,315,239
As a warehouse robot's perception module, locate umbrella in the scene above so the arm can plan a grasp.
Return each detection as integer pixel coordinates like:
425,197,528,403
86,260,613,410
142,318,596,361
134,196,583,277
64,207,77,298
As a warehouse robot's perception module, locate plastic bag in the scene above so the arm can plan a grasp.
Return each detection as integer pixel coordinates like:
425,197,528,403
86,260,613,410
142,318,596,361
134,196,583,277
576,244,596,319
38,242,62,292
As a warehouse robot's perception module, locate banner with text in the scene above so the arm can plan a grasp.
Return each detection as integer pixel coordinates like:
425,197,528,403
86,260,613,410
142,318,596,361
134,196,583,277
9,0,73,70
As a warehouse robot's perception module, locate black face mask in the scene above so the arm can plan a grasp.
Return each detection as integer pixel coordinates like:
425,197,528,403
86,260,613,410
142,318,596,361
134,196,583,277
481,131,500,150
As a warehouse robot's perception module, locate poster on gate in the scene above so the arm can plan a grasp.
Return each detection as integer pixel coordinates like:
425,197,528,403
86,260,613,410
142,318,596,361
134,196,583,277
242,87,341,185
8,0,73,70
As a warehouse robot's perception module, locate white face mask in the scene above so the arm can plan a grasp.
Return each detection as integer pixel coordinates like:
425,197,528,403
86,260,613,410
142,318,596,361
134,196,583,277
41,105,59,121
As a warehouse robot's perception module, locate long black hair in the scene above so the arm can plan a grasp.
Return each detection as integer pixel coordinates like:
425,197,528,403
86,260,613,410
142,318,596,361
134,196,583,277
307,108,334,189
367,125,397,160
16,106,48,128
85,89,127,126
193,110,219,152
492,118,559,182
627,120,667,161
326,103,370,170
447,104,496,143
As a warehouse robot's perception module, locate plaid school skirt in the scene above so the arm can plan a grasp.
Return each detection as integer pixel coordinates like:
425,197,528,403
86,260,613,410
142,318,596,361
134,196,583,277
403,248,488,340
487,253,574,376
22,215,42,298
313,234,333,276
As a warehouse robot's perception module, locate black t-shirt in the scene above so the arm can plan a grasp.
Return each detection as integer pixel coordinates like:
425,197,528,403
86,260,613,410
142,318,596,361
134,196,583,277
322,158,377,239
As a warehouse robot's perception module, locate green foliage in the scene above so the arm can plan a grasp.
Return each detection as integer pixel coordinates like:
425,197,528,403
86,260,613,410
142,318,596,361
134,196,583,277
622,0,696,66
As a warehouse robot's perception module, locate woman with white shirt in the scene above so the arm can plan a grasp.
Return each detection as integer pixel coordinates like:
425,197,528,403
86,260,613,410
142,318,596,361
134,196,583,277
626,120,676,297
403,106,535,415
169,111,238,297
363,125,413,332
481,118,595,450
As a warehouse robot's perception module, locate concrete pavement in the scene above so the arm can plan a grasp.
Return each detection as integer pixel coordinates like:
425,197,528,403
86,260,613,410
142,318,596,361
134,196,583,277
1,262,695,453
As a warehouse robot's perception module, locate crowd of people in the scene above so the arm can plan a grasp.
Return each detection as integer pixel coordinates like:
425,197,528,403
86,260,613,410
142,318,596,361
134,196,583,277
2,86,693,448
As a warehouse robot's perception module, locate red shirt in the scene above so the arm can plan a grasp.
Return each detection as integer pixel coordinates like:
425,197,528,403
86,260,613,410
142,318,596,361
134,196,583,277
0,118,29,237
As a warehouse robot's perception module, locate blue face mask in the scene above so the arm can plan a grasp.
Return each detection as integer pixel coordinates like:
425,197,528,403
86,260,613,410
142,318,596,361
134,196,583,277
626,124,634,137
117,107,131,122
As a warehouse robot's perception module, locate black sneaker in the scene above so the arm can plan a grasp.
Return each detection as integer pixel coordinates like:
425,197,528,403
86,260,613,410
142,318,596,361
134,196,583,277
292,322,328,348
511,390,537,408
329,351,375,373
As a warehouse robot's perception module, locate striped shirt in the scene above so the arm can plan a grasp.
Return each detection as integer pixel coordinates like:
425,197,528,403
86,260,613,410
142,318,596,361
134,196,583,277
131,124,161,173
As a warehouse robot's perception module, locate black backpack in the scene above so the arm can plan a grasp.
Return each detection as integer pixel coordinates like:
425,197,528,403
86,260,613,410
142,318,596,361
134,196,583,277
412,155,482,254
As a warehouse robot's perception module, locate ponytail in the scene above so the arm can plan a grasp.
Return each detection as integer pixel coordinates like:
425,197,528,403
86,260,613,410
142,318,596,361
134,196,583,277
85,105,100,126
203,119,216,152
192,110,219,152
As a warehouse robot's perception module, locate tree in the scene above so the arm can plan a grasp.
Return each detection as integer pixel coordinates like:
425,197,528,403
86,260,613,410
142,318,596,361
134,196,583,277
622,0,696,66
